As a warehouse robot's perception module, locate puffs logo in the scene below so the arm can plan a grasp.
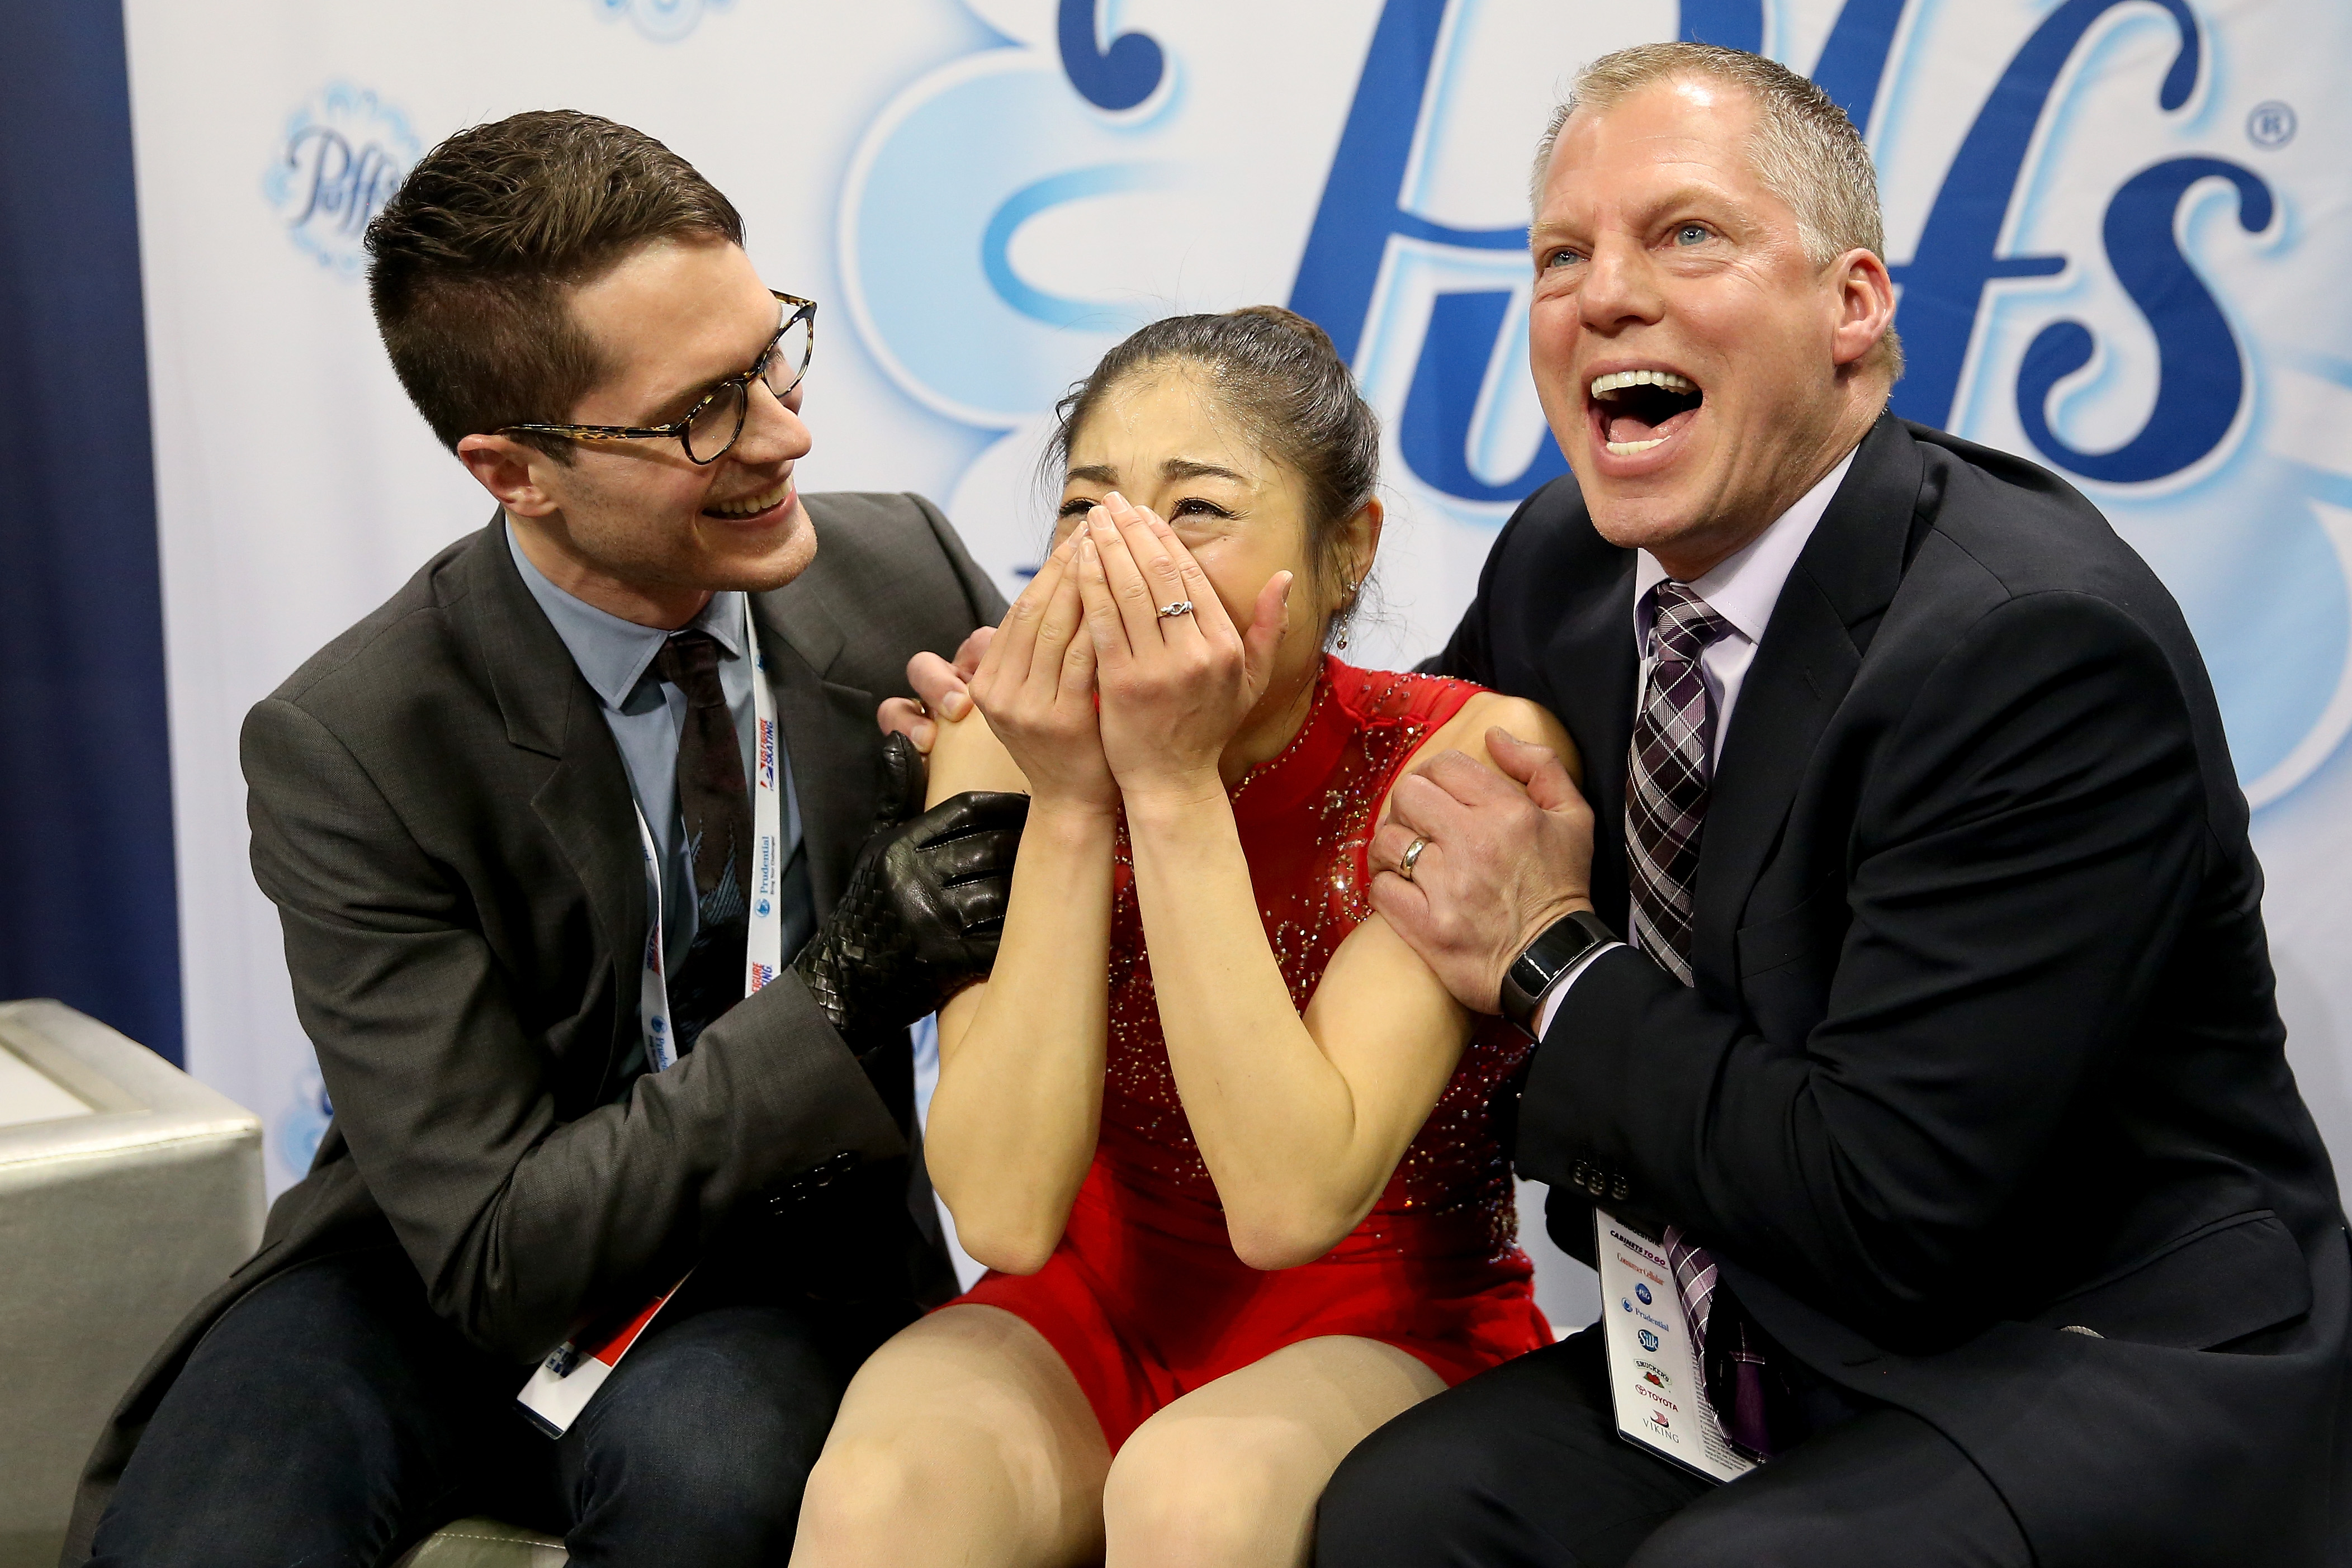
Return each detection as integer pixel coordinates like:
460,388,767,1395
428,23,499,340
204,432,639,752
264,84,420,277
845,0,2352,805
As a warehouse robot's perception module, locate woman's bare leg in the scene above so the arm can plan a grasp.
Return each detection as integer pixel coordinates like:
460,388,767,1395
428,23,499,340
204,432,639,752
1101,1335,1445,1568
791,1305,1111,1568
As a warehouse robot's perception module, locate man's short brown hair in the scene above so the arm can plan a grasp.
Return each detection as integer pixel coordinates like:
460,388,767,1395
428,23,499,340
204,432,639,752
1533,42,1903,381
366,110,744,455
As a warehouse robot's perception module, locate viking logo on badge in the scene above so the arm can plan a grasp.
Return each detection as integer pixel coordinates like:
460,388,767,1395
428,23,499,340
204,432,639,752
592,0,735,42
263,84,422,277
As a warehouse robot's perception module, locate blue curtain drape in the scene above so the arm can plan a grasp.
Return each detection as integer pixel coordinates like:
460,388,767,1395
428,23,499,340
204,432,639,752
0,0,182,1062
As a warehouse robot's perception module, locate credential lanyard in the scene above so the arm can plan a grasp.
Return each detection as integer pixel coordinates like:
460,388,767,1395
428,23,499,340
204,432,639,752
519,600,787,1438
632,596,787,1070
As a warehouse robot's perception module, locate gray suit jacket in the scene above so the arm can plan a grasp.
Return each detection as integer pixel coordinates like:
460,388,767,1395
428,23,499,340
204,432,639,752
65,492,1008,1558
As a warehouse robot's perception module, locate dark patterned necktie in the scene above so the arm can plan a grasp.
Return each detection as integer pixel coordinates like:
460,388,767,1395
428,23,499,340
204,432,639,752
653,629,750,1055
1627,581,1729,983
1625,581,1776,1460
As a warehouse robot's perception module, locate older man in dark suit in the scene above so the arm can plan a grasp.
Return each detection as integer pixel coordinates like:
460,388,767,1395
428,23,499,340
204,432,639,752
71,111,1022,1566
1313,42,2349,1568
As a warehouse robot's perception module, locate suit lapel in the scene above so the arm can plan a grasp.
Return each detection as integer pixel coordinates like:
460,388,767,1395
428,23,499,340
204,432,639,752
751,588,877,923
1694,415,1924,993
1544,546,1640,933
455,520,646,1068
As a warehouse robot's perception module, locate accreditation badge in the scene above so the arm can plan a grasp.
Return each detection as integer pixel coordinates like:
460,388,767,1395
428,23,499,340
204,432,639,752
1594,1207,1757,1484
516,598,791,1437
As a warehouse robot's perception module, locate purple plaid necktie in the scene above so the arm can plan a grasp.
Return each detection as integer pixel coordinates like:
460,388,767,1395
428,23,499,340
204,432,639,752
1626,581,1776,1459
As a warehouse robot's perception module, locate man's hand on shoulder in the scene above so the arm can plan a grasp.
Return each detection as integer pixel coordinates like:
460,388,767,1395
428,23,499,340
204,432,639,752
1369,726,1596,1015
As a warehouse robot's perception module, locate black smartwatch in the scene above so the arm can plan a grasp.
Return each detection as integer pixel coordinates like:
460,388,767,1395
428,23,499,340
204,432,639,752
1499,909,1619,1035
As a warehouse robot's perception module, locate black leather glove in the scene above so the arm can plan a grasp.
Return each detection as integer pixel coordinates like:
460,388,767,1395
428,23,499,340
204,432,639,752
794,732,1028,1049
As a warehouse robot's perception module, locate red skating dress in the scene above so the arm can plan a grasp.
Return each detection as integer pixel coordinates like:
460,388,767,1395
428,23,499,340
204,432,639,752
953,656,1554,1449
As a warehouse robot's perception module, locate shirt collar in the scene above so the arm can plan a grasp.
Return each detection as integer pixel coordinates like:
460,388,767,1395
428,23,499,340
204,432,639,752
505,519,745,711
1632,443,1860,649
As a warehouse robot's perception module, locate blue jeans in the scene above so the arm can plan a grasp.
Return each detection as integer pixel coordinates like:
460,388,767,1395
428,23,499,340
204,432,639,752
88,1245,867,1567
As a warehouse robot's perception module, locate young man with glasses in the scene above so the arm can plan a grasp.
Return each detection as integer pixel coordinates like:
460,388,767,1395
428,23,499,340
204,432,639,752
70,110,1023,1567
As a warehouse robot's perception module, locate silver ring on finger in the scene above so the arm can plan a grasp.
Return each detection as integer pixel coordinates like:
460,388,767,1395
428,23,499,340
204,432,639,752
1398,836,1430,882
1156,600,1195,619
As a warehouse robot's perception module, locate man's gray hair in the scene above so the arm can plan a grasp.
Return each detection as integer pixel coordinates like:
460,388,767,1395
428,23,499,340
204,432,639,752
1532,42,1902,379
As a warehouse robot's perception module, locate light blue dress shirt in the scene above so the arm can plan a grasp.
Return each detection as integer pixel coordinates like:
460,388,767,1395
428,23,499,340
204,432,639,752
507,524,810,1044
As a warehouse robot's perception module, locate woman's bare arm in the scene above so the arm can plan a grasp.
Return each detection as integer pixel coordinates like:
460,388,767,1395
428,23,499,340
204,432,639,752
1127,691,1576,1268
1070,495,1580,1267
919,537,1118,1274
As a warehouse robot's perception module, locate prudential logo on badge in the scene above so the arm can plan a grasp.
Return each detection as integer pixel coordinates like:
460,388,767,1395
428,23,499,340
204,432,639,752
263,84,422,276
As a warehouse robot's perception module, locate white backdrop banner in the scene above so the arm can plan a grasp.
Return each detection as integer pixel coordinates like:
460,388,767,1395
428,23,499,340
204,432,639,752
126,0,2352,1312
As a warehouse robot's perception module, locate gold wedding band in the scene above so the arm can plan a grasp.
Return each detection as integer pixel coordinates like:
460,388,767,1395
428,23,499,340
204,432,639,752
1399,836,1429,882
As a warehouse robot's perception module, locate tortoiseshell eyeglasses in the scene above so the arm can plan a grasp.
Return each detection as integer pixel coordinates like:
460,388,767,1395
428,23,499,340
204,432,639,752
498,291,816,466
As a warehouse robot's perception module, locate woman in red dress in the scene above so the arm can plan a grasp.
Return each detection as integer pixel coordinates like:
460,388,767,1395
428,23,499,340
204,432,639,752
792,309,1577,1567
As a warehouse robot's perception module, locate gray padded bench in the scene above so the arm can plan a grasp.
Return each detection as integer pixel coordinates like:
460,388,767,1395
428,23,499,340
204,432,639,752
0,1001,263,1568
0,1001,566,1567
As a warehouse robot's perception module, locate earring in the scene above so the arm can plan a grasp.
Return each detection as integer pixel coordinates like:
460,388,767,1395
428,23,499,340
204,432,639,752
1335,579,1360,652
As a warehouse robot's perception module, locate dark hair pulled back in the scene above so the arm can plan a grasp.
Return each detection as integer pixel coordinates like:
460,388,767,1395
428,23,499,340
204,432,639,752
1045,305,1380,599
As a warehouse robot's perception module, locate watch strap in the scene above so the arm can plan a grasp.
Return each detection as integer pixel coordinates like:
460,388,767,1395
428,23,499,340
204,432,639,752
1500,909,1619,1034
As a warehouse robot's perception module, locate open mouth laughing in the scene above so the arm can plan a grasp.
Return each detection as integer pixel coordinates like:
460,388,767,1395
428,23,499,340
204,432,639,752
703,475,794,523
1588,368,1703,459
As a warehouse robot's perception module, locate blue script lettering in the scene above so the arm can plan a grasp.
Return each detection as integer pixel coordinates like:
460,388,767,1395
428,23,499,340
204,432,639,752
283,125,404,239
2015,157,2274,483
1399,291,1569,501
1891,0,2200,432
1290,0,1901,505
1289,0,1523,361
1288,0,1549,500
1809,0,1908,134
1294,0,2252,505
1677,1,1763,53
1058,0,1166,112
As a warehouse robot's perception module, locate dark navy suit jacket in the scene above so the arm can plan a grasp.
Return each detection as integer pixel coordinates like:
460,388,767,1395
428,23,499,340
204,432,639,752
1436,414,2351,1564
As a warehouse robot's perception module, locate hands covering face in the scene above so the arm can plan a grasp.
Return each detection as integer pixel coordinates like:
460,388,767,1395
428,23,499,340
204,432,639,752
968,490,1291,813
